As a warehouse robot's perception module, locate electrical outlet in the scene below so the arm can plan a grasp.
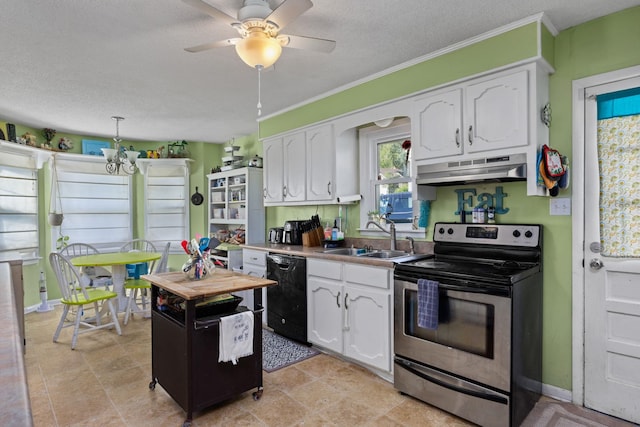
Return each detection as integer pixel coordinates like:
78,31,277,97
550,198,571,215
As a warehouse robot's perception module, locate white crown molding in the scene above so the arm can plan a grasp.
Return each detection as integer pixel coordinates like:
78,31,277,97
259,13,549,122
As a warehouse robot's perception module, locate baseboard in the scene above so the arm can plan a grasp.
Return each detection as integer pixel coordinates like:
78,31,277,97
25,299,61,314
542,382,572,402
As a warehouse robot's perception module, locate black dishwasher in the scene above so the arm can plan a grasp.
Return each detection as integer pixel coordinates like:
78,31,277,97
266,253,307,344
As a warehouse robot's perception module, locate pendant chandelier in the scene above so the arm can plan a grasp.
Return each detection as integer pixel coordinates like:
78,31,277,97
101,116,139,175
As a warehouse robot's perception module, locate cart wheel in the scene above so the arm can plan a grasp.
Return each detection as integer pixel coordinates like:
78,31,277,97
183,419,192,427
253,387,263,400
149,379,157,390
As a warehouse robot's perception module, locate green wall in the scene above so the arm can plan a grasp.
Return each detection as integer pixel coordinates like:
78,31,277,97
257,6,640,392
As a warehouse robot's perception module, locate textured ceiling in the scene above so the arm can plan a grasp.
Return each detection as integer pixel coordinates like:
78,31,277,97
1,0,639,143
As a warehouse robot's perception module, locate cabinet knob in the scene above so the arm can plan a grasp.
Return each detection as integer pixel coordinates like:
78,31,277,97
455,128,460,147
468,125,473,145
336,291,341,308
283,185,287,198
327,181,332,195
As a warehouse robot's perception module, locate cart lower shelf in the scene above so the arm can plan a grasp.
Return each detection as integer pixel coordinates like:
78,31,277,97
150,304,263,426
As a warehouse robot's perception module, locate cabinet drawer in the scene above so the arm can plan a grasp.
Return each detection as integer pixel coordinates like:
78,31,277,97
307,259,342,281
243,265,266,279
242,249,266,267
344,264,390,290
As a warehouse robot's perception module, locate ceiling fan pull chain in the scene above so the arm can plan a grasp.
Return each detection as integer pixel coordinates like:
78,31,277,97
256,65,263,116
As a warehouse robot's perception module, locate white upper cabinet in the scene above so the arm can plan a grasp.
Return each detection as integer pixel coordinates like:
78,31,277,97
262,124,357,206
263,132,305,204
283,132,306,202
412,88,463,159
413,67,533,161
306,124,334,202
465,70,528,153
263,137,285,203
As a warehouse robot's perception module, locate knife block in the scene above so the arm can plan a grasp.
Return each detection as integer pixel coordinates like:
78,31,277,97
302,227,323,247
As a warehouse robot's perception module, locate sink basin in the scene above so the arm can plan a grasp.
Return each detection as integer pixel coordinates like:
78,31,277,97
320,247,366,256
358,250,408,259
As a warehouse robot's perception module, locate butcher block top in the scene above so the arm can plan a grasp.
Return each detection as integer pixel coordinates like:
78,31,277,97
142,269,276,300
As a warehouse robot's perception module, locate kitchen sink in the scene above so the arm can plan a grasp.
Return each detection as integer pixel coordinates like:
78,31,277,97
357,250,409,259
320,247,366,256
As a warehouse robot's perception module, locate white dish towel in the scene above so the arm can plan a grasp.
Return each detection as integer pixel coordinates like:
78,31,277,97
218,311,254,365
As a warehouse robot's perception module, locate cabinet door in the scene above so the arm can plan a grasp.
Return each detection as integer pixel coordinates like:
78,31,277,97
306,124,335,201
283,132,306,202
344,286,391,372
307,276,343,353
465,70,528,153
413,89,463,160
263,138,284,203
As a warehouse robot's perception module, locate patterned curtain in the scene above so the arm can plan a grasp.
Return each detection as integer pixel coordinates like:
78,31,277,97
597,114,640,257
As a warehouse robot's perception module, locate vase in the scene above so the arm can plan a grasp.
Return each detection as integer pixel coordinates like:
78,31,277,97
48,213,64,226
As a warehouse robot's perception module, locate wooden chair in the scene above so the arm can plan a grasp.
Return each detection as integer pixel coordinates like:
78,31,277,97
58,243,112,290
49,252,122,349
122,241,168,325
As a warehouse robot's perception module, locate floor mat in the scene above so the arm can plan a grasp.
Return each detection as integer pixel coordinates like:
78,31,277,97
262,329,319,373
521,401,637,427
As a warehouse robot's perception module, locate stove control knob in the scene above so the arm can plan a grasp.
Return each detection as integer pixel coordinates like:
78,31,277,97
512,230,521,238
438,227,445,235
525,230,533,238
447,228,454,235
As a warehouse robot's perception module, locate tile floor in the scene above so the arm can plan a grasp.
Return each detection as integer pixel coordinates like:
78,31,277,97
21,305,625,427
24,306,474,426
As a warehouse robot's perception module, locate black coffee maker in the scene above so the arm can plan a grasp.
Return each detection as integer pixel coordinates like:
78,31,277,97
283,220,305,245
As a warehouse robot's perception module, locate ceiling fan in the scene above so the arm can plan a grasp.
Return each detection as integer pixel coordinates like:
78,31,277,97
182,0,336,69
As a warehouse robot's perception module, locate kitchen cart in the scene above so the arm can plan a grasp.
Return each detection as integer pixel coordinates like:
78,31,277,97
143,269,276,427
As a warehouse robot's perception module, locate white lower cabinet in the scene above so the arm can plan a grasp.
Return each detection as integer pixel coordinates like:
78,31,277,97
307,258,392,372
240,249,267,324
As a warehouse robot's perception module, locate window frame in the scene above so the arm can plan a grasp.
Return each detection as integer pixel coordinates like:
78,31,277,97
358,118,420,234
140,159,191,254
0,141,51,262
52,152,134,253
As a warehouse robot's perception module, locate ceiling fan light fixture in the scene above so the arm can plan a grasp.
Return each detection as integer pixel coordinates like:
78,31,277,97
235,30,282,68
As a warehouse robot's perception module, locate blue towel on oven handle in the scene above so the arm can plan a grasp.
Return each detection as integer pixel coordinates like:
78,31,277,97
418,279,439,330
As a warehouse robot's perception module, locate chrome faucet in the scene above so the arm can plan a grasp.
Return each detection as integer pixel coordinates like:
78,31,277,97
406,236,415,254
366,216,397,250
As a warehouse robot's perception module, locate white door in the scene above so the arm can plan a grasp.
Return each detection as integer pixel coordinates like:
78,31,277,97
343,286,391,371
465,70,528,153
307,277,343,353
262,137,283,203
282,132,306,202
306,124,335,201
583,75,640,423
412,88,463,160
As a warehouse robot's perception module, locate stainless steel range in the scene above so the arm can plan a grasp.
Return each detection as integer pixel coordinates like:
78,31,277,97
394,222,542,427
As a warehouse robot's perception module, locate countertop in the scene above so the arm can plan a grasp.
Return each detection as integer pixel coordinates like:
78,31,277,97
241,242,431,267
0,261,33,427
142,269,276,300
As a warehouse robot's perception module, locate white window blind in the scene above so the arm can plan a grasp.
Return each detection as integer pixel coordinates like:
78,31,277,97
0,164,39,259
55,155,133,252
143,162,190,253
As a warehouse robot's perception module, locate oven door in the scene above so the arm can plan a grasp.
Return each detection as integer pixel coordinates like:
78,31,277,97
394,278,511,392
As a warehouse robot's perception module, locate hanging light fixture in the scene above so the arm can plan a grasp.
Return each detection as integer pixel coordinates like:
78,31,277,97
101,116,139,175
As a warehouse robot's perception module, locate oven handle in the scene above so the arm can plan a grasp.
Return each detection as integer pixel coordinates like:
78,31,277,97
394,274,510,297
394,357,508,405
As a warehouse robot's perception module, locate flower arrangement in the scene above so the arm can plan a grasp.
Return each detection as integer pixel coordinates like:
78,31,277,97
402,139,411,167
42,128,56,143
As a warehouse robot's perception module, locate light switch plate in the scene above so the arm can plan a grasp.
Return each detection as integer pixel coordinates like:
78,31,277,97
550,198,571,215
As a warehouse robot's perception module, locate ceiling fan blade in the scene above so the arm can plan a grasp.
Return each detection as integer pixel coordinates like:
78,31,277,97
266,0,312,29
185,38,240,53
182,0,237,26
279,34,336,53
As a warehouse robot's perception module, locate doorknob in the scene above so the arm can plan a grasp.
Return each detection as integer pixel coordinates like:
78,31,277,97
589,259,604,270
